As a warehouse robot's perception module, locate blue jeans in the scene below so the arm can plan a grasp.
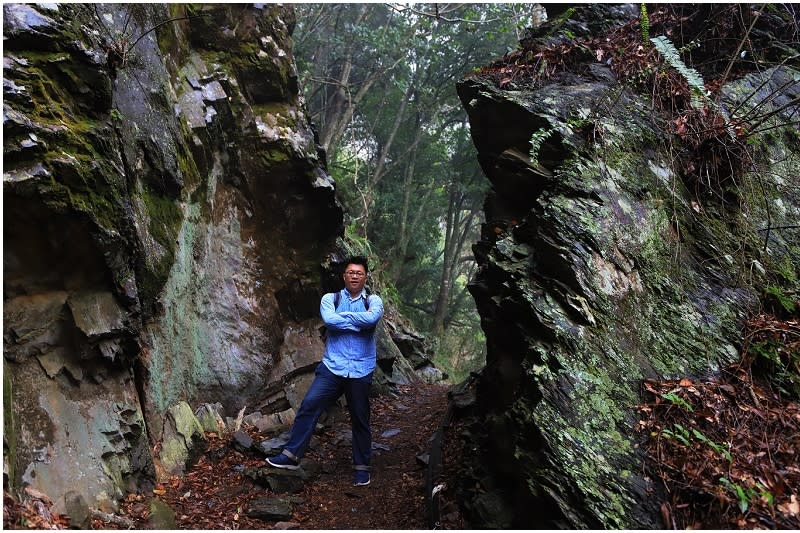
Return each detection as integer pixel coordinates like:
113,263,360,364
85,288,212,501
282,363,373,469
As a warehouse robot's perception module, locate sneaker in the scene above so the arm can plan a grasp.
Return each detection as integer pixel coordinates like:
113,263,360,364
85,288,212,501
266,453,299,470
353,470,370,486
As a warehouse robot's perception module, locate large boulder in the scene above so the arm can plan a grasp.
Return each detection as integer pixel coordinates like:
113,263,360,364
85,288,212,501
455,20,800,531
3,2,340,511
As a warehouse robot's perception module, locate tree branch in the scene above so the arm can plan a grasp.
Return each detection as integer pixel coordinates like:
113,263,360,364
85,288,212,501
388,3,500,24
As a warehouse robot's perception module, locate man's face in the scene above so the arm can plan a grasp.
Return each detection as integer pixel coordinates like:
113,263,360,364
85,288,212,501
343,263,367,294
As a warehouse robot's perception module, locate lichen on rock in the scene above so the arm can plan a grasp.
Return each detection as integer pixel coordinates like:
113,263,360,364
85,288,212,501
457,38,799,531
3,1,346,512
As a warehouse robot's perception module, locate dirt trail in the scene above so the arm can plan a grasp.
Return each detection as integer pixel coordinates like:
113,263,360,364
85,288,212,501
4,383,452,530
291,382,450,529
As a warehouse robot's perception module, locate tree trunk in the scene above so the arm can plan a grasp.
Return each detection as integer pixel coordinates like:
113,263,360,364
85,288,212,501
360,80,415,237
317,5,367,154
432,186,458,335
432,184,479,334
391,139,419,280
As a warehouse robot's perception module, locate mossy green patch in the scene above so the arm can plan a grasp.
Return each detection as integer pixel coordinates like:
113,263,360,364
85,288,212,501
511,388,636,528
137,187,182,310
260,148,290,166
155,4,190,76
158,433,190,473
141,188,182,252
3,371,16,490
7,46,128,240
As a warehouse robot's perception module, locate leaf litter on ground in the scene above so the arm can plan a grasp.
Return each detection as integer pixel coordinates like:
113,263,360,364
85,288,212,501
638,313,800,529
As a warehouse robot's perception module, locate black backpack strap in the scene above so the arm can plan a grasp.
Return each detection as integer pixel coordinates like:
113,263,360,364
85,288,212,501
333,290,371,311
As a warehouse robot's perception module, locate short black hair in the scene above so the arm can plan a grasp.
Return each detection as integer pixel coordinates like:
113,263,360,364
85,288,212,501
345,255,369,273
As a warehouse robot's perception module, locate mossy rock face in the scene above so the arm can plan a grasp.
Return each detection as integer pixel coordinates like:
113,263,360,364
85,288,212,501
148,498,177,529
3,371,16,487
457,56,800,528
185,4,298,103
157,402,206,476
4,0,346,517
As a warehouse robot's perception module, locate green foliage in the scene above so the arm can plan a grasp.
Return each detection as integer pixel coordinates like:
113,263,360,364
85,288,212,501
294,4,513,373
544,7,575,38
765,285,796,313
775,254,798,285
662,423,732,461
342,222,373,259
376,279,401,308
341,224,404,307
719,477,773,513
660,392,693,411
432,312,486,384
691,428,732,461
529,127,555,167
751,340,800,399
650,35,708,109
751,340,781,364
661,423,690,445
640,4,650,45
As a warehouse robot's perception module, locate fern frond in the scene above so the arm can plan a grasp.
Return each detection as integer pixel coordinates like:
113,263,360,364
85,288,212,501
529,127,554,167
344,223,373,257
650,35,708,109
640,4,650,45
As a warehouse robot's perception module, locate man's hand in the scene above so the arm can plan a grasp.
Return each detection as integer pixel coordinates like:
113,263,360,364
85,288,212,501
320,294,361,332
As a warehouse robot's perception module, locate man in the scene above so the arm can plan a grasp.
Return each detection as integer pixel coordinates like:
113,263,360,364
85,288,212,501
266,256,384,487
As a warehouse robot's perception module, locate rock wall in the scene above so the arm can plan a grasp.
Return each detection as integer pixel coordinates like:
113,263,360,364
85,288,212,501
456,10,800,530
3,3,426,513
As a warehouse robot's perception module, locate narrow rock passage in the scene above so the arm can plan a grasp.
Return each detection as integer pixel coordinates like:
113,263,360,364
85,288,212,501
79,383,452,530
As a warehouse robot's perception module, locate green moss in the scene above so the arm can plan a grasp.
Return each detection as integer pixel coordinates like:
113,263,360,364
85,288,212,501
775,254,799,285
475,60,800,531
8,48,130,238
513,389,636,528
155,4,187,65
14,49,111,122
3,371,16,490
636,204,675,275
137,187,182,309
158,434,190,473
495,83,769,528
766,285,797,313
177,140,202,192
261,148,290,166
142,188,181,253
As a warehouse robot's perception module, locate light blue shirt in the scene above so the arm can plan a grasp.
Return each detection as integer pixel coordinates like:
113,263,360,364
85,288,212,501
320,288,384,378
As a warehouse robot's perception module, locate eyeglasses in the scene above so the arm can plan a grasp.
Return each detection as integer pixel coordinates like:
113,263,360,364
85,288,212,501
345,270,366,278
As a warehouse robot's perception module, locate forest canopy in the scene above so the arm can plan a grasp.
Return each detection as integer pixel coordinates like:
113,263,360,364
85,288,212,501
293,3,537,380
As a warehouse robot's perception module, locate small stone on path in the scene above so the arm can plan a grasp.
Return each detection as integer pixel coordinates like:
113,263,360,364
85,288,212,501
272,521,302,529
232,430,253,452
246,497,293,521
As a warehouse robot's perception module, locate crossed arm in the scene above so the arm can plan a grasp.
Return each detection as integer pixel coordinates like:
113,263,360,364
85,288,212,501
320,293,384,332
